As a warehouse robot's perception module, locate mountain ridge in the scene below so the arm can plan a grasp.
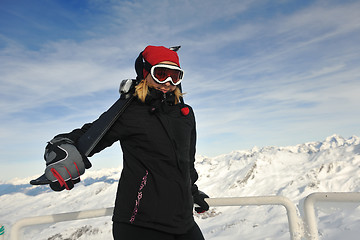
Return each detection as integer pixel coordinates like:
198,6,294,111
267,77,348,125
1,134,359,239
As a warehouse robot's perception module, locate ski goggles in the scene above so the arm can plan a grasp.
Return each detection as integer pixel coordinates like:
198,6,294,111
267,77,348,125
150,64,184,86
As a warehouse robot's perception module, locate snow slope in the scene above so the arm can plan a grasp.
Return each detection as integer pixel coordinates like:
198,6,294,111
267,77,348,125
1,134,360,239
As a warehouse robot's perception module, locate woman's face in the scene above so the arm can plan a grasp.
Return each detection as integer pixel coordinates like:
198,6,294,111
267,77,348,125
146,61,178,94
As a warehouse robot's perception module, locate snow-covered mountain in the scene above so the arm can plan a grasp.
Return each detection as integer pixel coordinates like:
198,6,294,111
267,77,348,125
1,134,360,240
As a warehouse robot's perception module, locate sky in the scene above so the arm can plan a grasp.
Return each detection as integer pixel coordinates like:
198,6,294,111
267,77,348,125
1,0,360,181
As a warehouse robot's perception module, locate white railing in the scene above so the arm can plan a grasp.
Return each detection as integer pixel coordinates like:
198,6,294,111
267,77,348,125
10,196,302,240
10,207,114,240
303,192,360,240
206,197,303,240
9,193,360,240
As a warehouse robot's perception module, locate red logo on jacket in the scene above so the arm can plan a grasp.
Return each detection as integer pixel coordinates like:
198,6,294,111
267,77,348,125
181,107,189,116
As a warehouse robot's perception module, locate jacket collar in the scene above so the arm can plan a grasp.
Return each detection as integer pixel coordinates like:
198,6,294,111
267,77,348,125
145,87,176,106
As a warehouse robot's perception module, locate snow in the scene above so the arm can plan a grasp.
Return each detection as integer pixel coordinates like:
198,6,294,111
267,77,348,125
1,134,360,239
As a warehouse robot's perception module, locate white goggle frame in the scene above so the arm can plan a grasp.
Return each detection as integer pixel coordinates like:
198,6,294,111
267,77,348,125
150,64,184,86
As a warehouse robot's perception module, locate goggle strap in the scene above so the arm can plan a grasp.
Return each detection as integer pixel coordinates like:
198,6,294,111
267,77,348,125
134,52,154,81
144,59,152,73
135,51,145,81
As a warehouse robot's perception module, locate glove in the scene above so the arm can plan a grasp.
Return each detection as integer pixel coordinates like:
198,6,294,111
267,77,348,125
44,137,91,191
193,190,209,213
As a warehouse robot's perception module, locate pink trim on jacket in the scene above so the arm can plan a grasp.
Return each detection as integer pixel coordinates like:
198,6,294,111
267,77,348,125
130,170,149,223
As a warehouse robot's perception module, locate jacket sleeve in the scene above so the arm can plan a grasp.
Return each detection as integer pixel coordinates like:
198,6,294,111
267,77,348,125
189,108,200,195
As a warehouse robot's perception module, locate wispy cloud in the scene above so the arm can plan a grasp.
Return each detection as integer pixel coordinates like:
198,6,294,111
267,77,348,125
1,0,360,179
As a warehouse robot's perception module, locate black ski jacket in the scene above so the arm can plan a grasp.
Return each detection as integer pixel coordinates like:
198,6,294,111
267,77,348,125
64,88,200,234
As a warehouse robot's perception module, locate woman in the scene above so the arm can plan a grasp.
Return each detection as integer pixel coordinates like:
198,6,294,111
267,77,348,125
42,45,210,239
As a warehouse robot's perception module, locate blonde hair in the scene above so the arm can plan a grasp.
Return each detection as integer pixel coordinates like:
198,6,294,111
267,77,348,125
134,79,183,104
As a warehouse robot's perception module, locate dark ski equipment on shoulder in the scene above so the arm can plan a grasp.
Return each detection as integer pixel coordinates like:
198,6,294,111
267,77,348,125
30,79,136,185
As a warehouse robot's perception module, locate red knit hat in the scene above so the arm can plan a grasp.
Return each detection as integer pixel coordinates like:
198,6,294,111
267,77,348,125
142,45,180,78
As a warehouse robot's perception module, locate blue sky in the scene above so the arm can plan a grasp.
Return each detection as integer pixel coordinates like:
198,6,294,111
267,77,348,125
1,0,360,181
